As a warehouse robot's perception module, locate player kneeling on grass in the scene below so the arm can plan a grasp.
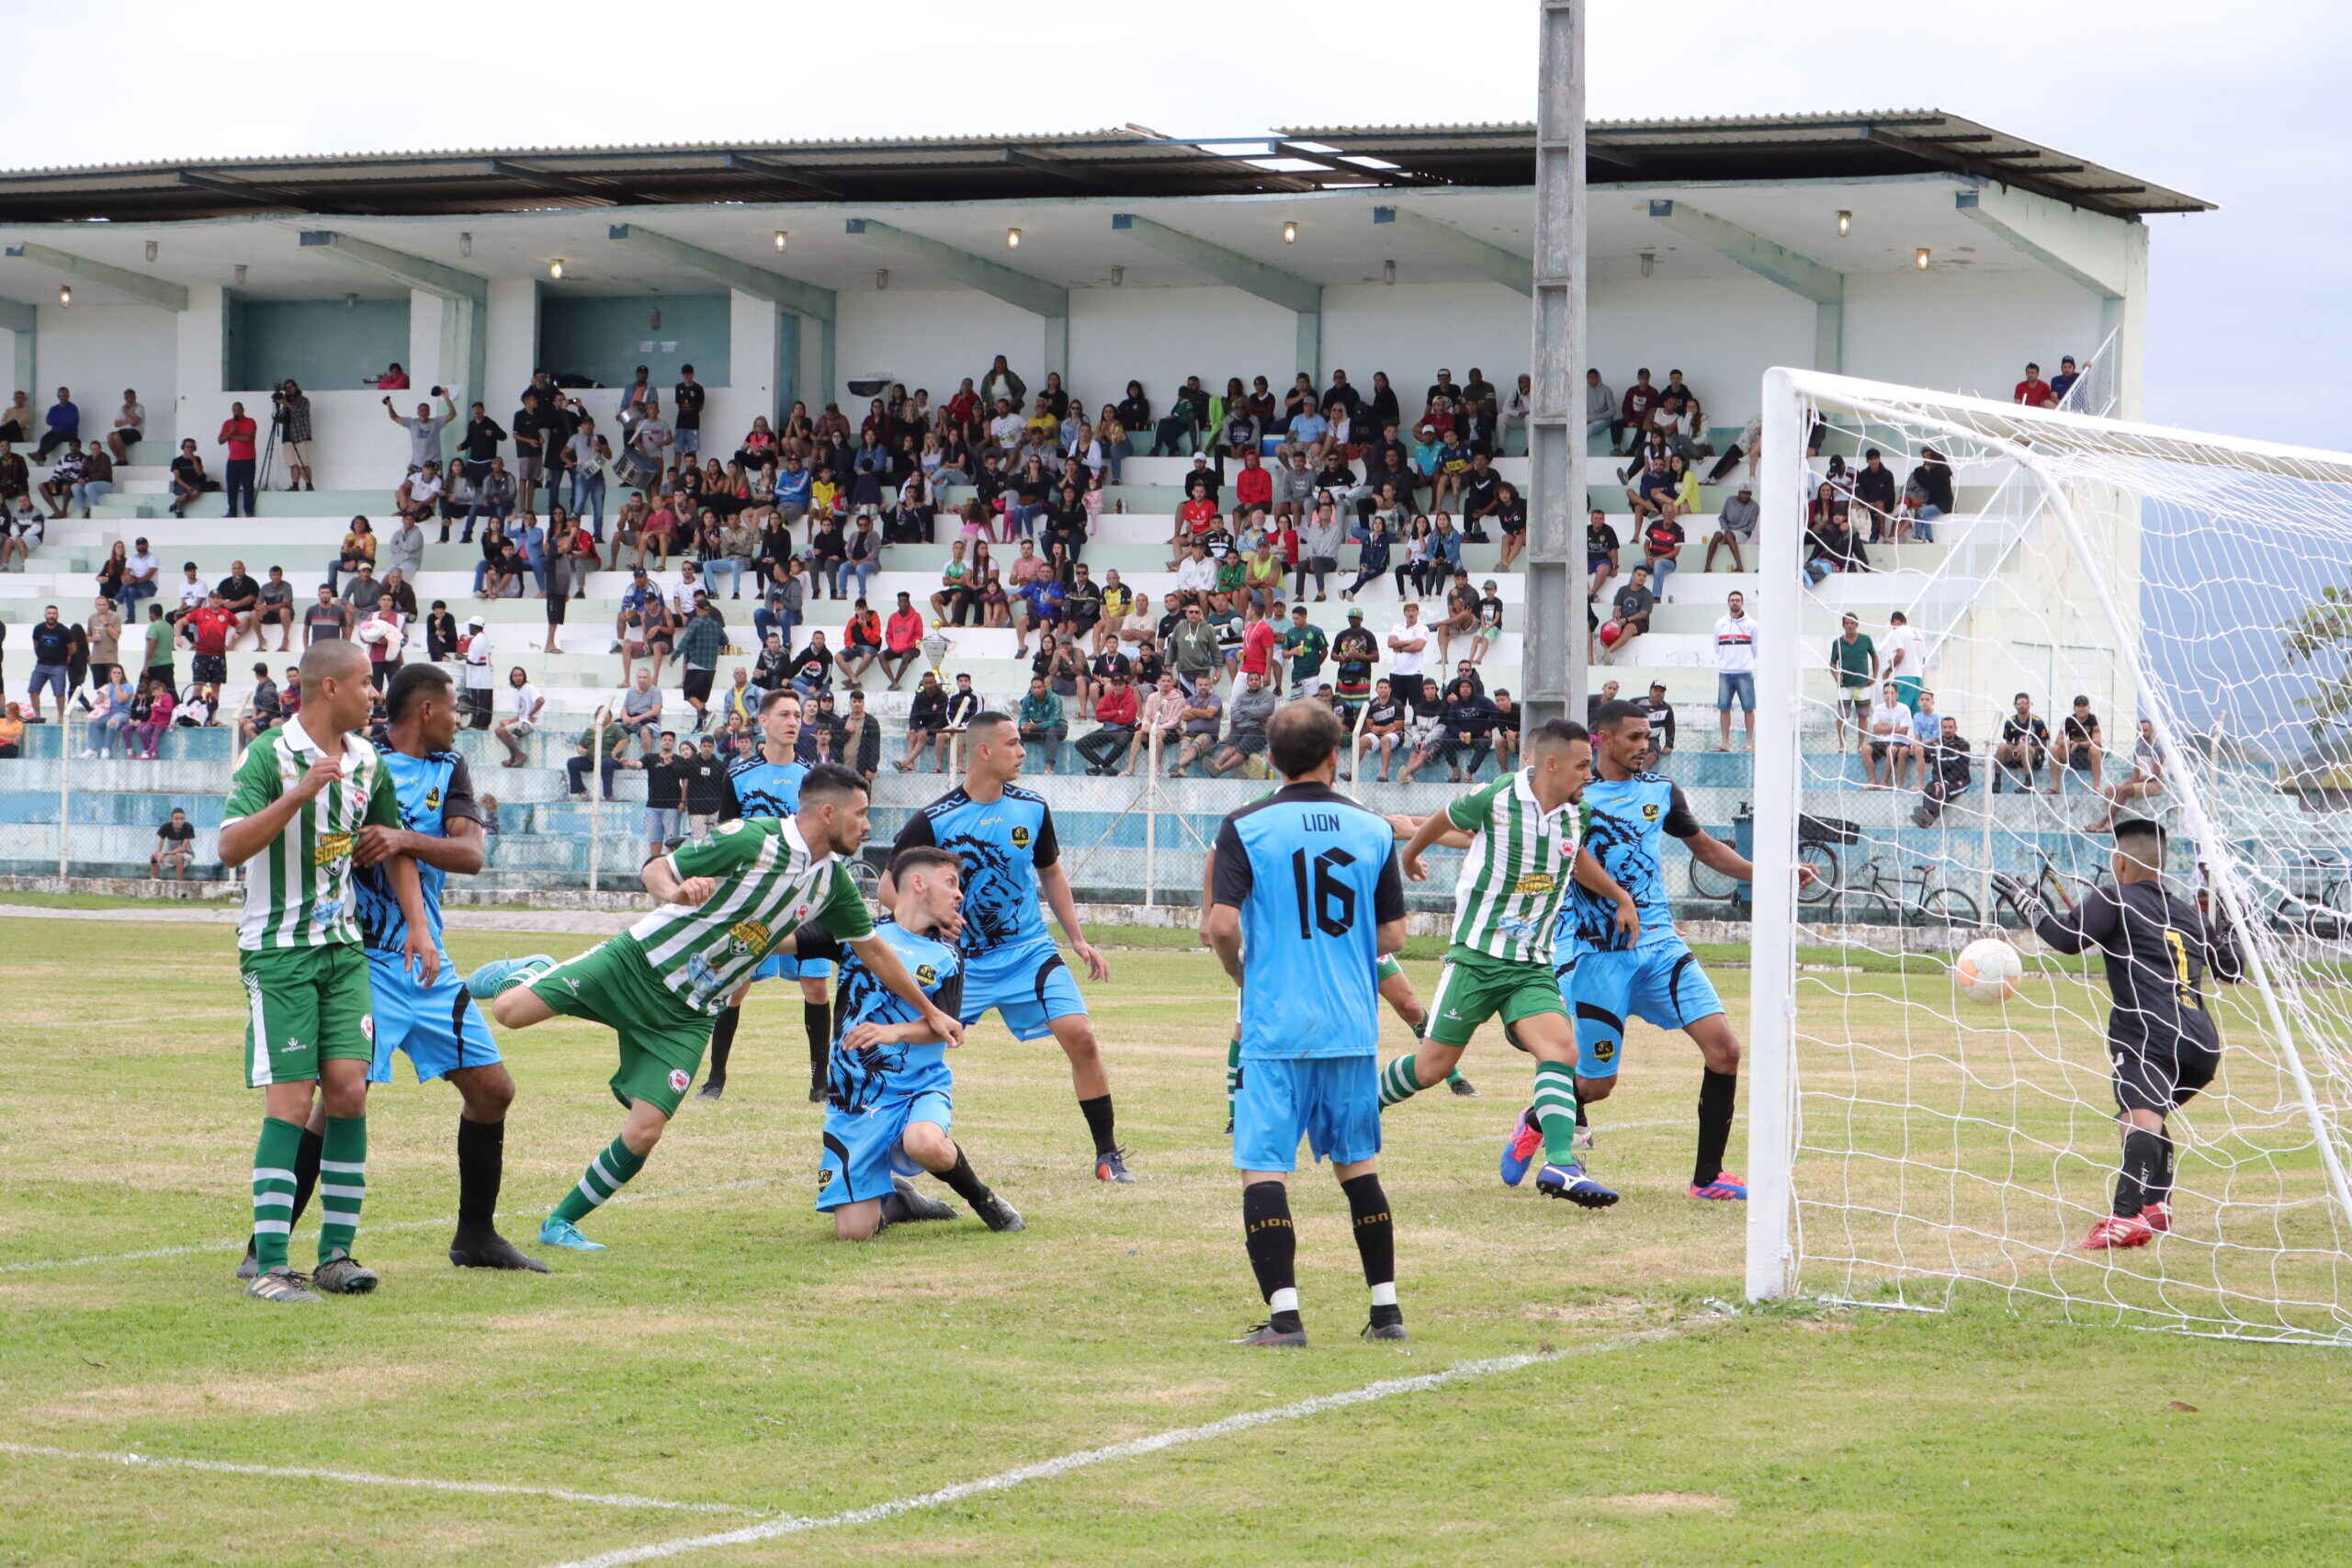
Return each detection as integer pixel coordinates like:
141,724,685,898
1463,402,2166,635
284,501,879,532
465,763,962,1251
1995,818,2243,1250
219,638,437,1304
1206,701,1411,1347
786,843,1024,1239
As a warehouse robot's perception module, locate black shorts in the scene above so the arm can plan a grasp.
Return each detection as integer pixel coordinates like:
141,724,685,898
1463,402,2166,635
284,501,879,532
546,593,568,626
1500,515,1526,536
116,429,141,448
683,667,714,703
192,652,227,683
2111,1034,2219,1114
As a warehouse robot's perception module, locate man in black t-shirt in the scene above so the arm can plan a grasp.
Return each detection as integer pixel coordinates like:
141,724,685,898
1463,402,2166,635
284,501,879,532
1353,677,1408,783
639,732,687,857
1995,692,2052,794
2058,696,2104,792
681,739,725,836
512,391,548,513
1997,819,2242,1251
1600,567,1656,658
673,367,707,464
1331,610,1378,712
151,807,197,880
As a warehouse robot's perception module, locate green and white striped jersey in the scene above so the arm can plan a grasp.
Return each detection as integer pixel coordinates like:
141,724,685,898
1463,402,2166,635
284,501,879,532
629,816,876,1015
1441,769,1580,965
222,718,404,953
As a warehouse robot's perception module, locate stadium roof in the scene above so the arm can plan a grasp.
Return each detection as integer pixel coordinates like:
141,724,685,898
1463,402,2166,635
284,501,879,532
0,110,2209,226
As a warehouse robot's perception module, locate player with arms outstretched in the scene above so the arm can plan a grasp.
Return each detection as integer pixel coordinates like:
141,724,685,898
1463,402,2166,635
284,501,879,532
1498,697,1792,1205
219,637,435,1303
1996,818,2243,1248
466,764,960,1250
888,712,1129,1181
1206,701,1410,1346
786,843,1024,1239
697,688,833,1103
1376,721,1639,1209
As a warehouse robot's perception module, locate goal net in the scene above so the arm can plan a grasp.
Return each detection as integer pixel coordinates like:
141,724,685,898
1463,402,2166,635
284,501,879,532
1743,367,2352,1345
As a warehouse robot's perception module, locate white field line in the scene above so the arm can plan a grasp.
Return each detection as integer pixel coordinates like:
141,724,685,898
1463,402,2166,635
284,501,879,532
0,1178,774,1275
548,1325,1690,1568
0,1442,765,1516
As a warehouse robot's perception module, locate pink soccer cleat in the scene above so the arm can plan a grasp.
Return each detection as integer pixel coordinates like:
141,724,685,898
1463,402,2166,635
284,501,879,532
2082,1213,2155,1250
1688,1171,1747,1201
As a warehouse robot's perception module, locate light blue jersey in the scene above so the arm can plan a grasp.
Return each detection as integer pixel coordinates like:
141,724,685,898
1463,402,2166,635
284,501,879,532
891,785,1057,961
1563,771,1700,954
798,919,965,1211
355,744,501,1084
355,746,479,956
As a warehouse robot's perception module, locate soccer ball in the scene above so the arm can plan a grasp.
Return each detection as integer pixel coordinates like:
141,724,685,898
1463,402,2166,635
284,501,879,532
1953,937,2022,1004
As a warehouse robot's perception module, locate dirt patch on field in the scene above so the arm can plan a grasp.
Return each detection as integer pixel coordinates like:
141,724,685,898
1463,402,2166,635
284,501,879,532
1592,1491,1738,1517
33,1361,447,1420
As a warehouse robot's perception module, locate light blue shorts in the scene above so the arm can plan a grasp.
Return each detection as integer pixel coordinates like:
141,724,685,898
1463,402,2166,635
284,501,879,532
752,951,835,983
958,937,1086,1042
366,951,502,1084
1552,941,1724,1079
817,1059,953,1212
1231,1055,1381,1173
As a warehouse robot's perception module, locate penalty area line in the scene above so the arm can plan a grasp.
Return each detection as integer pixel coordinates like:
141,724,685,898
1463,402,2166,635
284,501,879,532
548,1323,1692,1568
0,1443,766,1516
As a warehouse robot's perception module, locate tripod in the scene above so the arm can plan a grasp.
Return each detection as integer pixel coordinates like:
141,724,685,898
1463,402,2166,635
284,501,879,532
256,409,280,495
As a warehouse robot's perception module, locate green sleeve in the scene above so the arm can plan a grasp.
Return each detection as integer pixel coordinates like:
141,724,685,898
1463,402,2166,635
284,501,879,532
363,758,402,829
669,819,770,879
812,862,876,941
1445,776,1509,832
222,735,282,823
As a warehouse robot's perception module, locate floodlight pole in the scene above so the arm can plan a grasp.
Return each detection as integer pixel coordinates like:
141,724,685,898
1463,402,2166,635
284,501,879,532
1524,0,1587,734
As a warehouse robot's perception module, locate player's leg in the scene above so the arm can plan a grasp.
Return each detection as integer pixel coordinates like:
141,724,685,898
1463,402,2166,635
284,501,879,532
1233,1059,1306,1347
900,1103,1022,1233
544,1094,670,1251
1681,1010,1745,1199
1508,995,1621,1209
445,1062,548,1270
798,972,833,1102
1373,957,1476,1110
990,949,1128,1179
245,952,328,1302
696,978,755,1100
1317,1055,1401,1340
1376,957,1474,1096
310,1051,380,1293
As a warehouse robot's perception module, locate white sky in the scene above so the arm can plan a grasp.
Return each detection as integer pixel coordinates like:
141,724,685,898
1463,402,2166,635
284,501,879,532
5,0,2346,446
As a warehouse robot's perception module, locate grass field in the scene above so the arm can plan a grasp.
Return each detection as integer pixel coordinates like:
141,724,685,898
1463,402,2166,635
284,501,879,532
4,915,2350,1567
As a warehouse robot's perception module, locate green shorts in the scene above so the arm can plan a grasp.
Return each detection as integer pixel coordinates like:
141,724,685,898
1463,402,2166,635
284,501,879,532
528,932,717,1116
1425,948,1566,1048
240,944,376,1089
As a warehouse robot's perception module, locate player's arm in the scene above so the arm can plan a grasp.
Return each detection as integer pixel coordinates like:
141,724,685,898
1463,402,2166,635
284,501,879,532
1033,806,1109,981
364,764,441,983
1374,838,1408,957
1204,818,1248,984
1197,843,1219,949
1405,778,1501,879
1572,846,1640,945
2012,881,2118,954
1385,811,1472,851
2199,902,2246,986
217,745,341,867
356,756,486,875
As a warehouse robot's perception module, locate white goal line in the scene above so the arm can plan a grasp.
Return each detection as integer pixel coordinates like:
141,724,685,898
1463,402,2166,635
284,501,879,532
545,1324,1694,1568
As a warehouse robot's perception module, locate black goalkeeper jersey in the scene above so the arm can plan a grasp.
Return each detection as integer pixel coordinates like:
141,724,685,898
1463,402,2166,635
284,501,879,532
2033,880,2240,1052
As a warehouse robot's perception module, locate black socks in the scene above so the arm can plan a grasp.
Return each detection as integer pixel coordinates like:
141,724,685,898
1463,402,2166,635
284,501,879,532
2118,1127,2172,1216
705,1004,741,1086
1342,1173,1400,1328
804,1001,831,1083
1079,1093,1118,1157
1694,1069,1737,1187
938,1146,994,1208
1242,1181,1300,1333
288,1123,325,1228
456,1116,503,1234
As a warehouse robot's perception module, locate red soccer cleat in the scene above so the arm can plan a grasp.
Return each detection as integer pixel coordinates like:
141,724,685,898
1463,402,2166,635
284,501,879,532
2081,1213,2155,1250
2140,1201,2173,1235
1688,1171,1747,1201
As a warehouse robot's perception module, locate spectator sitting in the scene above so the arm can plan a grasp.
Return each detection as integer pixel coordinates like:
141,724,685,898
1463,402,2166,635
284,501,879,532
236,661,283,745
566,707,633,800
326,515,378,595
1017,675,1068,773
1205,670,1275,776
151,807,197,879
1864,680,1918,790
1708,483,1758,572
33,386,78,463
1901,447,1954,542
898,671,949,772
1170,680,1224,775
1912,714,1973,828
2013,361,2055,409
2056,694,2104,796
2086,718,2165,833
1598,565,1655,657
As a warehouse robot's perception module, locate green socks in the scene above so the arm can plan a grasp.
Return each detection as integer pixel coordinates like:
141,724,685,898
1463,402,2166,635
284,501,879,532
1532,1061,1579,1166
317,1114,368,1265
552,1135,648,1226
1444,1068,1469,1088
1227,1032,1241,1108
251,1116,304,1273
1379,1054,1424,1108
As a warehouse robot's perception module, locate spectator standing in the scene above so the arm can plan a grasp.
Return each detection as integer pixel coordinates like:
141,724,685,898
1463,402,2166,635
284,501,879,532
672,367,707,470
1386,603,1430,708
26,604,72,720
1880,610,1928,712
2048,355,2082,405
1828,613,1879,755
1713,591,1758,751
217,402,258,517
675,599,727,732
388,390,457,473
459,616,496,729
303,583,351,645
272,381,316,491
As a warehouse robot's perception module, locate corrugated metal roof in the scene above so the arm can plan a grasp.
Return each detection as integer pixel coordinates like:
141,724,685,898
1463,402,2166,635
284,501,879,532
0,111,2211,223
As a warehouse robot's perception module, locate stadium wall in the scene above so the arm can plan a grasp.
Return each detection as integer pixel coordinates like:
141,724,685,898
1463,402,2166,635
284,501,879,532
31,299,180,452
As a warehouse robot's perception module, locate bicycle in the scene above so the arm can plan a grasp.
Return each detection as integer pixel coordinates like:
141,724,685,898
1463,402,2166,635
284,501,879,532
1989,845,2087,931
1838,855,1983,929
1686,804,1843,907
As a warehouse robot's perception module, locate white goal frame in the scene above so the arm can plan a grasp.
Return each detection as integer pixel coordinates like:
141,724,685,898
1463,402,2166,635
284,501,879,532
1743,366,2352,1315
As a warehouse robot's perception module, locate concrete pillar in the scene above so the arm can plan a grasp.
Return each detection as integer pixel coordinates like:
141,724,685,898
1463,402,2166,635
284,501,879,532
484,279,540,416
174,286,230,447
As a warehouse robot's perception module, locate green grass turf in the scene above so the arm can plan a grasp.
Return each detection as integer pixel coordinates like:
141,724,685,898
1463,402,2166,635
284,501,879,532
1,918,2346,1566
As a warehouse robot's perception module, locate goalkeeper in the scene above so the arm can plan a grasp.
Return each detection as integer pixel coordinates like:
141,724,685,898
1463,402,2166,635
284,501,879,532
1996,818,2242,1251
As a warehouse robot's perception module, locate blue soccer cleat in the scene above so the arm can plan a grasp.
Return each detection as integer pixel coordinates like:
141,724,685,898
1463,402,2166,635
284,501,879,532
1688,1172,1748,1201
466,954,554,1001
537,1215,605,1251
1535,1162,1621,1209
1499,1107,1544,1187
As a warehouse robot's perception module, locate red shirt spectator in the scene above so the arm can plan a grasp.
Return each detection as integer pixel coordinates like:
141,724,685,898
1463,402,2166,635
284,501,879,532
886,606,923,653
1234,460,1273,512
844,608,881,651
1622,379,1660,429
220,414,257,461
187,604,239,656
1179,496,1217,535
2013,368,2054,408
944,387,978,428
1274,525,1300,566
1094,682,1138,725
1241,616,1278,675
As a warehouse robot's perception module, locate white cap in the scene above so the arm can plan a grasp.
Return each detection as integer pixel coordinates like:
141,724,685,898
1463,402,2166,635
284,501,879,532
467,615,485,628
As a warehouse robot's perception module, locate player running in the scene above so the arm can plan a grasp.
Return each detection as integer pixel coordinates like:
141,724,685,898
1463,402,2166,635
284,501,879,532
1205,701,1410,1346
697,688,834,1104
1996,818,2243,1249
466,764,961,1251
887,711,1130,1181
219,638,435,1303
784,843,1024,1239
1498,696,1790,1205
1375,720,1640,1209
234,664,545,1280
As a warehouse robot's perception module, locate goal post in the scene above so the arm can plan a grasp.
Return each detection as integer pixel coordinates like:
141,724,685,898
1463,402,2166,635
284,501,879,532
1744,367,2352,1344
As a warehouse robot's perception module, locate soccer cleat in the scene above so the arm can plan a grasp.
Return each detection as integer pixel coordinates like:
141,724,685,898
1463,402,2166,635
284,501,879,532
449,1230,552,1272
538,1215,605,1252
1361,1317,1409,1341
1232,1320,1307,1348
695,1079,727,1101
2141,1200,2174,1235
1223,1114,1234,1136
244,1266,321,1304
972,1193,1025,1233
1576,1123,1596,1152
1499,1108,1544,1187
806,1077,827,1105
1536,1162,1622,1209
234,1239,259,1280
2082,1213,2155,1250
311,1250,379,1295
465,954,554,1000
1688,1172,1748,1201
890,1174,957,1223
1448,1074,1480,1098
1095,1147,1136,1183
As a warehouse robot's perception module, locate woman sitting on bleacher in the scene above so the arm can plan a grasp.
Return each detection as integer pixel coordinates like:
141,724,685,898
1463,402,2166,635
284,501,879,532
736,417,777,467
